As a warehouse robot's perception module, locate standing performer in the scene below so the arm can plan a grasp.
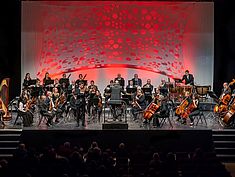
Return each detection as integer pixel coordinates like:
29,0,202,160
132,74,142,87
114,73,125,88
22,73,32,89
181,70,194,85
74,82,88,127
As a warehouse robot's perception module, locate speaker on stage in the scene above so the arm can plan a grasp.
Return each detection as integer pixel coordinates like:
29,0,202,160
102,123,128,130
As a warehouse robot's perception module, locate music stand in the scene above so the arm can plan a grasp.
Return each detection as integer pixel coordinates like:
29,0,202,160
173,78,182,83
126,87,137,94
45,79,54,86
207,90,219,121
142,87,152,94
28,79,37,86
76,79,87,86
59,78,69,86
31,87,43,97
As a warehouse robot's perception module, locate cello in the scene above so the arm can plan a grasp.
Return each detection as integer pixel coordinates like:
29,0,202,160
143,95,161,120
175,92,191,117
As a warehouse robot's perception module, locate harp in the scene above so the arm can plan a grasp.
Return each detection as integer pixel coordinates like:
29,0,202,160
0,78,11,121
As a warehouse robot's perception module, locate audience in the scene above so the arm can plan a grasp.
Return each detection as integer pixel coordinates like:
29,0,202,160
0,141,231,177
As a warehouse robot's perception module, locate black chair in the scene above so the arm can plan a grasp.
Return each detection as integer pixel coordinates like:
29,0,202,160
194,110,207,126
13,105,24,126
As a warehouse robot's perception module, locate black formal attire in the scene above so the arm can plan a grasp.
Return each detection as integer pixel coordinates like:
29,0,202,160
91,95,102,122
38,97,54,126
131,94,146,120
114,77,125,88
159,83,168,96
188,99,200,123
74,88,88,126
109,84,126,120
143,83,154,104
181,74,194,85
132,78,142,87
23,79,31,89
104,85,112,102
153,100,170,127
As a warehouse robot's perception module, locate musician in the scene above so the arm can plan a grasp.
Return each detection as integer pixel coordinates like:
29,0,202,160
188,94,200,126
91,90,103,122
43,72,52,85
181,70,194,85
159,79,168,96
132,74,142,87
31,78,43,97
104,80,114,102
221,82,231,98
143,79,154,91
109,81,126,121
74,82,88,127
88,80,98,91
54,78,60,88
126,80,135,89
18,91,34,127
52,87,60,102
143,79,154,104
68,80,76,94
176,91,192,123
87,82,98,117
76,74,87,86
152,95,169,128
114,73,125,88
59,73,70,92
38,94,54,126
131,89,146,121
23,73,31,89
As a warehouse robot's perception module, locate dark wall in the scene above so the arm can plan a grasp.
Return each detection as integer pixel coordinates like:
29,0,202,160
0,1,21,100
0,1,234,99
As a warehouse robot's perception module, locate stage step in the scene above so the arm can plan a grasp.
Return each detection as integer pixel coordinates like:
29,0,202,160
0,129,22,159
212,130,235,162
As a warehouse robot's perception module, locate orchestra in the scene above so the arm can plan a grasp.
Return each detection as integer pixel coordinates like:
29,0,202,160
5,69,231,129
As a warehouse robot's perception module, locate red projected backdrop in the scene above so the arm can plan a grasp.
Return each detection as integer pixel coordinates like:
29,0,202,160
22,1,214,90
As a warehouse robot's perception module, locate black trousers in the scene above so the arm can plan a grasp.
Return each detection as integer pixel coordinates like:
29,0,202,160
153,113,168,127
74,105,85,126
189,110,200,122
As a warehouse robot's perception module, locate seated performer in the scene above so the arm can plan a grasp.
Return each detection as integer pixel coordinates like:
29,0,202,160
152,94,169,127
159,79,168,96
38,94,54,126
114,73,125,88
104,80,114,102
22,73,32,89
132,74,142,87
188,94,200,126
88,80,98,91
143,79,154,104
18,91,34,127
220,82,231,100
43,72,52,85
131,89,146,121
76,74,87,86
181,70,194,85
126,80,135,89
